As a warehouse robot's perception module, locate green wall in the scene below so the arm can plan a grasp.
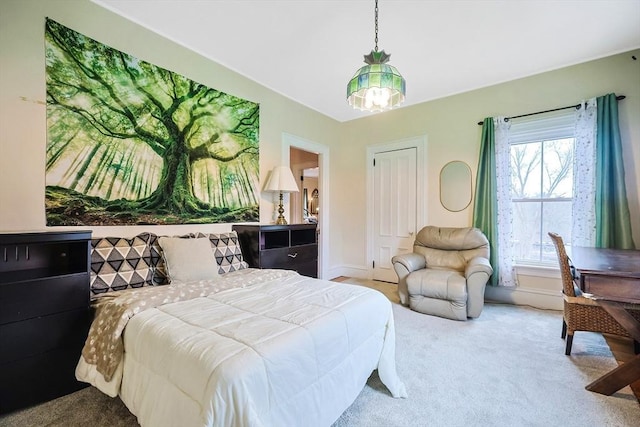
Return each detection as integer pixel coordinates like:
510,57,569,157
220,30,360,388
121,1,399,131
334,50,640,270
1,0,638,280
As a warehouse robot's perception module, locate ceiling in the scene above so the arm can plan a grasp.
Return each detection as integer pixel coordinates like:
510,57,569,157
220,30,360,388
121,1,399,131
94,0,640,123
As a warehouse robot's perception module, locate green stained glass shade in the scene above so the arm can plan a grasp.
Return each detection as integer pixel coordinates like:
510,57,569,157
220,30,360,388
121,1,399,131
347,61,406,112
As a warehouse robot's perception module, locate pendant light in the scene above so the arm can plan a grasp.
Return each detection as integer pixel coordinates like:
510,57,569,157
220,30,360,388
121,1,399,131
347,0,406,112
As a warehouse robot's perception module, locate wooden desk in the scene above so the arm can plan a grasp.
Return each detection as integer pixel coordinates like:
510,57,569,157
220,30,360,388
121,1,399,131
571,246,640,395
571,246,640,303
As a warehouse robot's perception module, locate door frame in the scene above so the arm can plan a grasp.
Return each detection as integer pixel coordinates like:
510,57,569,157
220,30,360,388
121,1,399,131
282,132,330,280
366,135,428,279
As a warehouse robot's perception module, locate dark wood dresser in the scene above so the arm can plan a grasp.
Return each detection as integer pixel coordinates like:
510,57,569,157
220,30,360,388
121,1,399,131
233,224,318,278
0,230,91,413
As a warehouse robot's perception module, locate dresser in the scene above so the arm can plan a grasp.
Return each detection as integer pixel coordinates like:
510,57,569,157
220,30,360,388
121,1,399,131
0,231,91,413
232,224,318,278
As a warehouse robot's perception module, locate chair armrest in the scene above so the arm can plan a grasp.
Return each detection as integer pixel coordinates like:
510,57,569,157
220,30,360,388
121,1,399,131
464,257,493,318
391,253,425,307
465,256,493,279
391,253,426,276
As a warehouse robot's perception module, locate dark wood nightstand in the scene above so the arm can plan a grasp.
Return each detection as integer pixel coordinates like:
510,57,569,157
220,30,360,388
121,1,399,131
232,224,318,278
0,231,91,413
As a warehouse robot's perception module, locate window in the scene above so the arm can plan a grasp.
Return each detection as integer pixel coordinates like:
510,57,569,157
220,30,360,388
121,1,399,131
508,111,577,265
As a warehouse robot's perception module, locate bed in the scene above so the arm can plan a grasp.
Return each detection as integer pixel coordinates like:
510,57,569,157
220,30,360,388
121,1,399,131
76,232,406,427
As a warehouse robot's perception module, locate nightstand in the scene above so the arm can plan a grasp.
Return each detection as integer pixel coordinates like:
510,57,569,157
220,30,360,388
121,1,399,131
0,231,91,413
232,224,318,278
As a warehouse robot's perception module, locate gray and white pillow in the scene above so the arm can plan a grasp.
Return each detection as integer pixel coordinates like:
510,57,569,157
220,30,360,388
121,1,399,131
90,234,152,295
192,231,249,274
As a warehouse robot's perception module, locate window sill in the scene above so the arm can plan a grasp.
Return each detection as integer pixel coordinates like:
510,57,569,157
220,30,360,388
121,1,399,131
514,263,561,279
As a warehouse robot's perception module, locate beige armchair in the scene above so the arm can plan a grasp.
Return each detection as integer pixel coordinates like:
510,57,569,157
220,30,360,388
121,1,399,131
391,226,493,320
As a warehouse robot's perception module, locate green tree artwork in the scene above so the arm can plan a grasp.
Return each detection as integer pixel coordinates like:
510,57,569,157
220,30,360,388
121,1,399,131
45,18,259,225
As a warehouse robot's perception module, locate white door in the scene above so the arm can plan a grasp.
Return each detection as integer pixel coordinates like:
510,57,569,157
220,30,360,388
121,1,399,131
373,148,417,282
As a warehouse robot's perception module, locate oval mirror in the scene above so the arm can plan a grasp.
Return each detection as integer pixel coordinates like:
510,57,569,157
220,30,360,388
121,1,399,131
440,161,472,212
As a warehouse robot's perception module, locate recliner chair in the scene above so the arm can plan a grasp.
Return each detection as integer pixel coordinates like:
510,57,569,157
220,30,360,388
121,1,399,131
391,226,493,321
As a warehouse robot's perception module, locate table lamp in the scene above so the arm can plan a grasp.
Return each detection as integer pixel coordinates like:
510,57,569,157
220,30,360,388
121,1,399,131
264,165,299,225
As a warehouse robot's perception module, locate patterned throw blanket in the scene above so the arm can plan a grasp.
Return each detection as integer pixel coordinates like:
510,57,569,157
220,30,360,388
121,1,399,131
81,269,298,382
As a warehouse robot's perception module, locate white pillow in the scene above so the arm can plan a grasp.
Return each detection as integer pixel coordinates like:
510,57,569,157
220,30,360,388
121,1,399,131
158,237,219,283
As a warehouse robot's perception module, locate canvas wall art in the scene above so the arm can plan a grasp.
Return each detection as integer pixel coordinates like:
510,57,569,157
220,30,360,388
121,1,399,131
45,18,260,225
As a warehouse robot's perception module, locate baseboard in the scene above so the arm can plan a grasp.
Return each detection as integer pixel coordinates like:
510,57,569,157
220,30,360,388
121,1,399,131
326,264,370,281
329,265,563,311
484,285,563,311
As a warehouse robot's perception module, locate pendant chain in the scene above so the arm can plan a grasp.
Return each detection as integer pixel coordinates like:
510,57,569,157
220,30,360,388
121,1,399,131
374,0,379,52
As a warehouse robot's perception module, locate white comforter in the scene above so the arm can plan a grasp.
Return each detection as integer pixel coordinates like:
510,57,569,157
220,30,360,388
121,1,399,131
77,269,406,427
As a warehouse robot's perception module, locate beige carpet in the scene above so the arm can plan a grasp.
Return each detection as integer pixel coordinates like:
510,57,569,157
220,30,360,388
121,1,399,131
2,278,639,426
334,279,640,426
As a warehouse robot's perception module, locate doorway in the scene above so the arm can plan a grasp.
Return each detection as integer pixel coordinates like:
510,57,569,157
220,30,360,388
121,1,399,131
289,149,319,224
282,133,330,279
367,136,427,282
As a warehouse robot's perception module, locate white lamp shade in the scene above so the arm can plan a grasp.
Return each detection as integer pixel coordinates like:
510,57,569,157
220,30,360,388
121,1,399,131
264,166,299,193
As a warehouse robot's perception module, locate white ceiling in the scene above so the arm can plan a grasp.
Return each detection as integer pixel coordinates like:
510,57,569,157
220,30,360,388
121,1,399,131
94,0,640,122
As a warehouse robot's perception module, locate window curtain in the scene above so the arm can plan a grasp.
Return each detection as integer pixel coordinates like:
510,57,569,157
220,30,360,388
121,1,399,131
595,93,636,249
474,93,635,287
473,118,498,285
494,117,516,286
473,117,515,287
572,98,597,247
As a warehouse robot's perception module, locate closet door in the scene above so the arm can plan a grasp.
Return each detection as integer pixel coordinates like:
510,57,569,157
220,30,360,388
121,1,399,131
373,148,417,282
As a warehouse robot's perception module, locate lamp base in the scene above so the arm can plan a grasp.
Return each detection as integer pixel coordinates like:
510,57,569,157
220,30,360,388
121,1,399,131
275,192,288,225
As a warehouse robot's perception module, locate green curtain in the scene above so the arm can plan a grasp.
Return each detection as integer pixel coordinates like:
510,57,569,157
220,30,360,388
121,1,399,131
473,118,499,286
595,94,636,249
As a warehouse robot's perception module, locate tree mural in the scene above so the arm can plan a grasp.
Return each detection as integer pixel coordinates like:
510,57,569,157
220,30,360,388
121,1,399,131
45,19,259,225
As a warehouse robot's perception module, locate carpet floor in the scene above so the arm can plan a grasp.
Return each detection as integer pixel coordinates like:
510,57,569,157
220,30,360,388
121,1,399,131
2,278,639,426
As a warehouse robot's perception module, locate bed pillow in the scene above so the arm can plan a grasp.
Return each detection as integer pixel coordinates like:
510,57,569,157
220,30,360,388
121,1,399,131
147,233,190,285
158,237,220,283
90,234,152,295
192,231,249,274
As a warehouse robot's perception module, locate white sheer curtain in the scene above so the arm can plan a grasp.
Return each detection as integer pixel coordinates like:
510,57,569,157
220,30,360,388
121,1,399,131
494,117,516,287
572,98,597,248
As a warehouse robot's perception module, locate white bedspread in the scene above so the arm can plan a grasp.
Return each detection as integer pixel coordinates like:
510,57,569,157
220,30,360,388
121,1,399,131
77,269,406,427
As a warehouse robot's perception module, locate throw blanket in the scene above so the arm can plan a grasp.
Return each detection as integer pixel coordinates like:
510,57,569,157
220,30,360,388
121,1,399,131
82,269,297,382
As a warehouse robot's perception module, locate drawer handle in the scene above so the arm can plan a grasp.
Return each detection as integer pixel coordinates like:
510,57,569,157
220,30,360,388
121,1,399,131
287,253,298,259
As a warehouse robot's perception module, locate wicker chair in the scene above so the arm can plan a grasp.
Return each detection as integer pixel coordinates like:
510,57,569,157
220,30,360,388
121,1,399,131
548,232,639,355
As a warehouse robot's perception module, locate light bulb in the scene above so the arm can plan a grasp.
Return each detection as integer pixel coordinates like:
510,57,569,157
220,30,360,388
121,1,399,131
377,88,391,108
363,87,392,110
364,93,373,109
